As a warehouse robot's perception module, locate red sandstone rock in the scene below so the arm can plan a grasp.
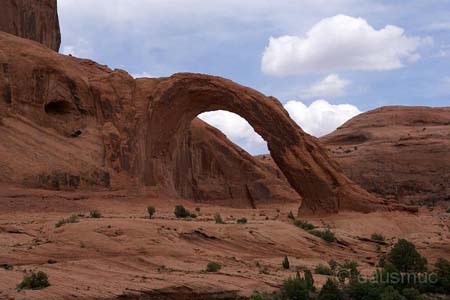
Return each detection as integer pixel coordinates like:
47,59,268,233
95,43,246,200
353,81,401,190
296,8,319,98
0,0,61,51
0,32,384,214
321,106,450,204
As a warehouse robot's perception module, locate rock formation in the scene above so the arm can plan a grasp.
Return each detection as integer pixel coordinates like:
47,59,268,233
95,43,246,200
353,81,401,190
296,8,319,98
0,31,385,214
321,106,450,204
0,0,61,51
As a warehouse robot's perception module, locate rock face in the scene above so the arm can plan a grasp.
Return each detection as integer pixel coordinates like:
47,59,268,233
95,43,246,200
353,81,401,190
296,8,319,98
321,106,450,204
0,32,384,214
0,0,61,51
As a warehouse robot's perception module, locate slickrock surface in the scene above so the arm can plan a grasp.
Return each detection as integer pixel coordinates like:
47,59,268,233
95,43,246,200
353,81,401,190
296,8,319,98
0,0,61,51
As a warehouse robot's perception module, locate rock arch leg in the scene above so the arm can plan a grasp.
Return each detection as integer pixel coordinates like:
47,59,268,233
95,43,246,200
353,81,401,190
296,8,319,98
142,73,385,214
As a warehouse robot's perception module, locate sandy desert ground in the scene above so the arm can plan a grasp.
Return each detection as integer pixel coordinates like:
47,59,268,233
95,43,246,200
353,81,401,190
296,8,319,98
1,184,449,300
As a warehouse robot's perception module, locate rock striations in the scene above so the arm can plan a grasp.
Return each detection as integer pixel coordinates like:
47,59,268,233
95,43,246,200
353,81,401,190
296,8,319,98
0,0,61,52
0,31,386,214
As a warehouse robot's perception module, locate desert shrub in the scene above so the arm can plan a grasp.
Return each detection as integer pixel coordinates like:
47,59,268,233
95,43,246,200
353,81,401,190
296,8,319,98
447,207,450,213
329,259,339,271
283,255,290,270
206,262,222,272
388,239,427,273
340,260,360,282
372,233,386,241
214,213,224,224
195,207,201,212
249,291,265,300
432,258,450,294
55,214,79,228
402,288,421,300
310,229,336,243
319,278,344,300
17,271,50,290
304,269,315,292
174,205,190,218
380,286,406,300
288,211,295,220
147,206,156,218
237,217,248,224
190,213,197,218
315,264,333,275
90,210,102,218
281,273,310,300
294,220,316,231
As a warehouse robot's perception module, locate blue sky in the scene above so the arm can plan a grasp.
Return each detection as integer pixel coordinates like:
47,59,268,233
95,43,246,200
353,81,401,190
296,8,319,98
58,0,450,154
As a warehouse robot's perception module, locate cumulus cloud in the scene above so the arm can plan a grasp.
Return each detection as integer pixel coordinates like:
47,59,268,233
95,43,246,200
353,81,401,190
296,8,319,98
199,100,361,154
198,111,268,154
304,74,350,98
262,15,428,76
131,72,156,78
284,99,361,137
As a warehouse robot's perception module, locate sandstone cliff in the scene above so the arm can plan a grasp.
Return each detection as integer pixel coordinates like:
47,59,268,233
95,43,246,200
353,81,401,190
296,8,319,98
322,106,450,204
0,0,61,51
0,32,385,213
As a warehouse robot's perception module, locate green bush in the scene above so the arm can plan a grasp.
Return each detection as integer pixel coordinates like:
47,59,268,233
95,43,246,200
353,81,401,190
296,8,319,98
380,286,406,300
206,262,222,272
90,210,102,218
174,205,191,218
190,213,197,219
55,214,79,228
281,273,310,300
294,220,316,231
447,207,450,213
288,211,296,220
304,269,315,292
319,278,344,300
371,233,385,241
237,217,248,224
283,255,290,270
214,213,224,224
17,271,50,290
329,259,339,271
315,264,333,275
309,229,336,243
147,206,156,218
433,258,450,294
388,239,427,273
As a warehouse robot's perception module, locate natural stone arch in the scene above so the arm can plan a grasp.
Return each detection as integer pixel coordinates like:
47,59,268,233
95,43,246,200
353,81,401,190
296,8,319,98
142,73,384,214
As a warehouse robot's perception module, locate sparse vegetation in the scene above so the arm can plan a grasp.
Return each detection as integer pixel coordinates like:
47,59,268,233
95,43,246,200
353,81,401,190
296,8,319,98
262,239,450,299
288,211,295,220
55,214,80,228
190,213,197,218
17,271,50,290
371,233,385,241
294,220,316,231
214,213,224,224
283,255,290,269
447,207,450,213
237,217,248,224
314,264,333,275
388,239,427,273
174,205,191,218
89,210,102,218
195,207,201,212
206,262,222,272
147,206,156,218
309,229,336,243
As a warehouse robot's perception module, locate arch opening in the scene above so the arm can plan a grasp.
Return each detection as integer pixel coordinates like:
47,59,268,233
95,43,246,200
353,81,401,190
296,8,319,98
141,73,384,214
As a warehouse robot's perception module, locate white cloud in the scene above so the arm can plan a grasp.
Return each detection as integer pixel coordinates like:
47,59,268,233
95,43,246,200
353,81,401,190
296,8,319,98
284,99,361,137
262,14,428,76
304,74,350,98
131,72,155,78
198,100,360,154
198,111,268,154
